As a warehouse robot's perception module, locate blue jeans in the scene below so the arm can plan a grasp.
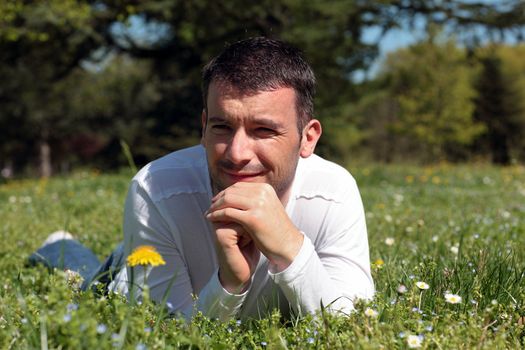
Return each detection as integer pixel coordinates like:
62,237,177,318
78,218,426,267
28,239,125,292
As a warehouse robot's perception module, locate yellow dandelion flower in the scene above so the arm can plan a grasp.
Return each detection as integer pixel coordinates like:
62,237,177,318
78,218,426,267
127,245,166,267
373,258,385,269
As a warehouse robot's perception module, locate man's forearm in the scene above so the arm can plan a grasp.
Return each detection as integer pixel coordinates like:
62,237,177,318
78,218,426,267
269,235,374,315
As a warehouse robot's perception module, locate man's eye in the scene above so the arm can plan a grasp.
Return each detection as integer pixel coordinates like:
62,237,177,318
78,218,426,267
255,127,276,136
211,125,231,134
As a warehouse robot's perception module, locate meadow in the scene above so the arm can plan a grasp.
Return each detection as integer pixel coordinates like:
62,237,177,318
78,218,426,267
0,164,523,349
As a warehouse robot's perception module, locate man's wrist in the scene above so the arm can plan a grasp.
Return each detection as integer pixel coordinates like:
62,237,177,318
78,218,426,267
218,270,251,294
268,230,304,273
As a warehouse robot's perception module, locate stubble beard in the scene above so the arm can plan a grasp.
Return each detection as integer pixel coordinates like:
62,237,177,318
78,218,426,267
207,156,299,203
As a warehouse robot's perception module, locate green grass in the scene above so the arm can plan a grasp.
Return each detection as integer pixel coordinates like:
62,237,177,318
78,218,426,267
0,164,524,349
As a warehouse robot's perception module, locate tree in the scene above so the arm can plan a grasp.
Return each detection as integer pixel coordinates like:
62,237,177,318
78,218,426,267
65,55,162,169
367,35,484,161
2,1,525,175
0,0,109,175
473,46,525,164
100,1,525,162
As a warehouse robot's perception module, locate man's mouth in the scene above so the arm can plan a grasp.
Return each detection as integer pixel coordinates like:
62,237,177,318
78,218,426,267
222,170,263,181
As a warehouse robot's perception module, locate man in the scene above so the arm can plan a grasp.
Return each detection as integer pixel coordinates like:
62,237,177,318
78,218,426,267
110,37,374,321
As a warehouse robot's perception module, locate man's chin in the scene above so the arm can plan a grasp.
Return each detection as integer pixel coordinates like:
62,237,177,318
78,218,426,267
212,174,267,192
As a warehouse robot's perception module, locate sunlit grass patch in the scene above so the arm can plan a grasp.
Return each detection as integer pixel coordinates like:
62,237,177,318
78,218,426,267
0,165,524,348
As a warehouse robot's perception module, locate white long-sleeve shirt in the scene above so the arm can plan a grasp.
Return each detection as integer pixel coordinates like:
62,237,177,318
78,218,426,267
111,145,374,320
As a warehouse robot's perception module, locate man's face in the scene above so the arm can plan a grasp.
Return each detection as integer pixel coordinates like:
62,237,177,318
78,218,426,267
201,82,303,202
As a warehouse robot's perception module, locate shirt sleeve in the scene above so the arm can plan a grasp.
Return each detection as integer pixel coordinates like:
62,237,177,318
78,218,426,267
119,180,248,321
195,269,249,321
268,181,374,316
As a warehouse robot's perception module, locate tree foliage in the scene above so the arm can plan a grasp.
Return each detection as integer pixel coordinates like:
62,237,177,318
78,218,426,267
383,37,483,160
0,0,107,175
356,40,525,163
1,1,525,175
473,46,525,164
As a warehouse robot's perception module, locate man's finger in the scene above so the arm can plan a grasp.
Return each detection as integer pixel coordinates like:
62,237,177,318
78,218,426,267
211,182,273,202
208,191,252,213
206,206,248,224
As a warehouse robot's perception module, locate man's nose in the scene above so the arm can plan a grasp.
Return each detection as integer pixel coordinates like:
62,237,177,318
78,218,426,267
226,129,255,164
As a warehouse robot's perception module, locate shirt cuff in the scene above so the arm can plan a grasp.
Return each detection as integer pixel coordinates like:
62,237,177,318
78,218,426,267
268,233,315,284
197,269,249,321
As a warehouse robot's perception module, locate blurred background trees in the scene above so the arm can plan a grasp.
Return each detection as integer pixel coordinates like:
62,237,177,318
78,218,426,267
1,0,525,177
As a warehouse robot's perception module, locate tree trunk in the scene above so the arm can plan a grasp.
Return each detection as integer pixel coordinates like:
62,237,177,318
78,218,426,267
490,133,510,165
39,140,52,177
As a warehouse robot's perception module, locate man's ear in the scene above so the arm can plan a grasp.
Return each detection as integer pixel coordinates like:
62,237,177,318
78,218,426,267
200,109,207,145
300,119,322,158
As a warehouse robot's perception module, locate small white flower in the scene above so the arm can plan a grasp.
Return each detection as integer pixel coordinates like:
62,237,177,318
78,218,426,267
450,246,459,254
135,344,147,350
384,237,395,246
394,193,404,201
66,303,78,312
432,235,439,242
64,269,84,290
407,334,423,348
96,324,107,334
444,293,462,304
397,284,408,294
385,215,393,223
364,307,379,318
416,281,429,290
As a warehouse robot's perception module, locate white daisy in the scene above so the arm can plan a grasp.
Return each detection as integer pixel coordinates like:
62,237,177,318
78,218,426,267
416,281,429,290
407,334,423,348
444,293,462,304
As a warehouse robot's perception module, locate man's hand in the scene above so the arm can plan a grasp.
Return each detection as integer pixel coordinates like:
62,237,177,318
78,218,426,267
206,182,304,280
212,222,260,293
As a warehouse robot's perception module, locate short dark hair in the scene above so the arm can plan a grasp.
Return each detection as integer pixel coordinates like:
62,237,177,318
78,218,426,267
202,37,316,133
